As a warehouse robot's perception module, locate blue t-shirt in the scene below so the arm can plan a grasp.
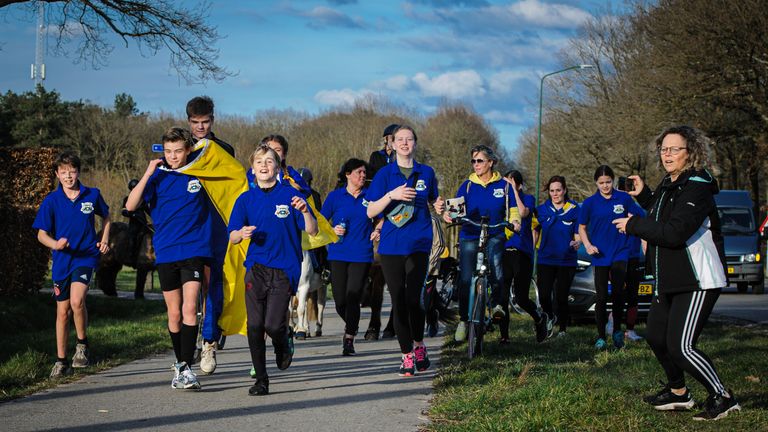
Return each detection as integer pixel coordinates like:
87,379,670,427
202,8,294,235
535,200,580,267
247,165,311,198
33,183,110,282
505,192,536,257
365,161,438,255
228,183,309,292
455,177,509,240
143,170,213,264
577,189,637,266
321,187,374,263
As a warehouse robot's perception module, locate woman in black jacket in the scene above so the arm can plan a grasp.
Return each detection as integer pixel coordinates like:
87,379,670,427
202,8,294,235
613,125,740,421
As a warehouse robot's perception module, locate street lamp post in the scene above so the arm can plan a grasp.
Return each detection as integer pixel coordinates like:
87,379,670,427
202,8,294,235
535,64,594,206
531,64,593,283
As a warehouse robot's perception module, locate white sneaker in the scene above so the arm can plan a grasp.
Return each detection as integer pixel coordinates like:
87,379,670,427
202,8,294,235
172,362,201,389
71,343,89,368
454,321,467,342
625,330,644,341
200,341,217,375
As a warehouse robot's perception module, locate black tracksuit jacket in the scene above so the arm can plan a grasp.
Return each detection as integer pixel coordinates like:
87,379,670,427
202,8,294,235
626,169,726,295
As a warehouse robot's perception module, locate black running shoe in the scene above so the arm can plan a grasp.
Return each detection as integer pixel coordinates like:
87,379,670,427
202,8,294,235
647,386,695,411
534,312,549,343
248,378,269,396
342,338,355,356
693,390,741,421
275,328,294,370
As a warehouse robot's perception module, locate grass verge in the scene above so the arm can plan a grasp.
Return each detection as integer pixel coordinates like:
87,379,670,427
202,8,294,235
0,293,168,402
427,315,768,431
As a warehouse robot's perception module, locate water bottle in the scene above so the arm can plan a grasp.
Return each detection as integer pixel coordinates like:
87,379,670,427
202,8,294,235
338,219,348,243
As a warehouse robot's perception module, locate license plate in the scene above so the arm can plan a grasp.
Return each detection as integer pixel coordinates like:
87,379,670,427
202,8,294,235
728,267,735,274
638,283,653,295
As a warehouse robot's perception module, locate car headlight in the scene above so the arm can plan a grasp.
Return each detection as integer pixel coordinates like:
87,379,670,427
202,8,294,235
576,259,591,272
742,253,758,263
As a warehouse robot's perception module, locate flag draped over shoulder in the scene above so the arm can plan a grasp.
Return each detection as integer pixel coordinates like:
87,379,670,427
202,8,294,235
178,139,250,336
282,172,338,249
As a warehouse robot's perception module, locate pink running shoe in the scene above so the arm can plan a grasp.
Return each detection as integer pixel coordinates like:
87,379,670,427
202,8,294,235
399,353,415,377
413,345,431,372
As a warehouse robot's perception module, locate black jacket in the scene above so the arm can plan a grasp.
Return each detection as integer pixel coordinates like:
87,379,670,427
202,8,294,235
626,169,726,294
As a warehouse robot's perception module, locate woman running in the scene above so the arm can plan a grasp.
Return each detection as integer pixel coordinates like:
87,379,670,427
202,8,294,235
365,125,444,377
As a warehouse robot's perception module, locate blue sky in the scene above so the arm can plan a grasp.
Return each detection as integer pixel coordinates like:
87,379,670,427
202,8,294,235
0,0,614,151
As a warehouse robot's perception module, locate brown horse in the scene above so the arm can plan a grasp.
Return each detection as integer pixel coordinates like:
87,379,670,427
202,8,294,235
96,221,155,297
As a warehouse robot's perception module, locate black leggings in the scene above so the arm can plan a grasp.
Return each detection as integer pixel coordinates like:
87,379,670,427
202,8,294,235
625,258,641,329
244,263,292,381
537,264,576,332
380,253,429,354
501,249,540,339
646,289,725,396
593,261,627,339
330,260,371,336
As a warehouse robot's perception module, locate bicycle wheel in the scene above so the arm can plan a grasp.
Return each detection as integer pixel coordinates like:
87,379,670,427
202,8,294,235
467,278,486,359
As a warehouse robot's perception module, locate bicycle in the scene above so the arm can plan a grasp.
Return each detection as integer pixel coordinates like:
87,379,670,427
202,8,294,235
455,216,509,359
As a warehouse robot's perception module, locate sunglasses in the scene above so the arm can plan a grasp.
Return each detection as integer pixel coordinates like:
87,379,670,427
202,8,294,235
470,159,487,164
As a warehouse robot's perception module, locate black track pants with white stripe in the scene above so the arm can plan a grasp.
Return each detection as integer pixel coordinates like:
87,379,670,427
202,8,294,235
646,289,725,396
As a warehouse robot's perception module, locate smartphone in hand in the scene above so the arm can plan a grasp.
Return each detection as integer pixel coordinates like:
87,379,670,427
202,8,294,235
618,176,634,192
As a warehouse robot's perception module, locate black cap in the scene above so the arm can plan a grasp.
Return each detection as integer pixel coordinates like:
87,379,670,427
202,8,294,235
382,123,399,137
298,167,313,183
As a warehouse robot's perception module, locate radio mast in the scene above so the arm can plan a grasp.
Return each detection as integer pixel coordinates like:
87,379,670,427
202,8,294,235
30,2,45,86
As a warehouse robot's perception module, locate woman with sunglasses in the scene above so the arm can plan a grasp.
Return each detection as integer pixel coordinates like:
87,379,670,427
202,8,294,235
443,145,509,344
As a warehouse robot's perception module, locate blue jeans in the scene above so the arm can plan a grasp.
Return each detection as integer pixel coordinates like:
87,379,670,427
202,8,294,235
458,234,505,321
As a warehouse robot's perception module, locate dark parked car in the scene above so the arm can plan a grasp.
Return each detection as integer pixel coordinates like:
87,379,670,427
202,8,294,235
715,190,764,294
567,246,654,321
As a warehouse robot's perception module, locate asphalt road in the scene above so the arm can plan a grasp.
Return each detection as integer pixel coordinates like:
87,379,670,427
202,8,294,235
0,300,439,432
712,280,768,324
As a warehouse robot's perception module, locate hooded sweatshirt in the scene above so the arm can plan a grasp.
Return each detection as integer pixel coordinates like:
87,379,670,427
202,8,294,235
626,168,726,295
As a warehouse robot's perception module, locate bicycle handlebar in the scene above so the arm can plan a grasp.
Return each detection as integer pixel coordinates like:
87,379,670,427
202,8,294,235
452,216,511,230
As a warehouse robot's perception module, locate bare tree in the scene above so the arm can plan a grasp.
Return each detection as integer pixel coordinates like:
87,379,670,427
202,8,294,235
1,0,230,83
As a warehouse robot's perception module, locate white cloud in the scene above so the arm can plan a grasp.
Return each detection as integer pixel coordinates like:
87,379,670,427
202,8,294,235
488,69,537,94
303,6,365,29
484,110,525,124
314,88,373,106
412,70,485,98
509,0,592,28
381,75,410,91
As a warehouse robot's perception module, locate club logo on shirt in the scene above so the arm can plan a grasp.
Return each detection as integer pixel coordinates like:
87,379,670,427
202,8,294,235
562,221,573,226
493,188,504,198
613,204,625,214
80,202,94,214
187,179,202,193
275,204,290,218
415,179,427,191
362,199,369,207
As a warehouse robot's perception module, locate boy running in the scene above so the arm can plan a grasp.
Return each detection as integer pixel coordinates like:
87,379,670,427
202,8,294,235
33,151,111,377
125,127,212,390
229,146,318,396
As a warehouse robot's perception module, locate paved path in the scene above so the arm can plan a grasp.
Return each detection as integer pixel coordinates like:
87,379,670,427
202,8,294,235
712,282,768,324
1,299,441,432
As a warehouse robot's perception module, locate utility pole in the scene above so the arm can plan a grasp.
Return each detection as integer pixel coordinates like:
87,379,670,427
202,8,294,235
30,1,45,86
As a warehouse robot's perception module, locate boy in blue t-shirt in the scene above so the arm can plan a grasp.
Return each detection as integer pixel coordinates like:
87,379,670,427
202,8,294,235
33,151,111,378
126,127,213,390
229,146,318,396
